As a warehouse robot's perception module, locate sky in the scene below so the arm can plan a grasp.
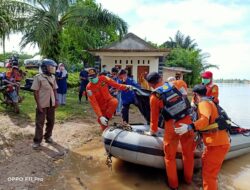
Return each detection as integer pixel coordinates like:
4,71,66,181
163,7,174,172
2,0,250,79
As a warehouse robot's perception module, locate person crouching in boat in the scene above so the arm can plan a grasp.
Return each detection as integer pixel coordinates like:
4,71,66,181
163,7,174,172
86,68,133,131
175,84,230,190
145,72,195,190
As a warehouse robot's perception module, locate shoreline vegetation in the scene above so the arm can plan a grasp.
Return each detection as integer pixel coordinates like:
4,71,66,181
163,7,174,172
214,79,250,84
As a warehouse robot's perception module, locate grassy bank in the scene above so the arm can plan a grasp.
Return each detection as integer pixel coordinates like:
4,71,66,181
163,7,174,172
0,88,91,123
0,67,80,88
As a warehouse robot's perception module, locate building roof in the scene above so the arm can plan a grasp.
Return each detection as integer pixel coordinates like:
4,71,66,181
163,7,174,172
163,67,192,73
89,33,169,54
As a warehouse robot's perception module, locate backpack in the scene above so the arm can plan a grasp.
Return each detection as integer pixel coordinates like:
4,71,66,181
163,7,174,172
154,82,191,121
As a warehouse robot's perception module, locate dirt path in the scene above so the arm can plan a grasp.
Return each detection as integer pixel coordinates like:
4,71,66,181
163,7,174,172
0,106,145,190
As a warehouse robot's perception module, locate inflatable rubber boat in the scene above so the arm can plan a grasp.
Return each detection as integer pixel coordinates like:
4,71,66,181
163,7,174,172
103,124,250,169
102,88,250,169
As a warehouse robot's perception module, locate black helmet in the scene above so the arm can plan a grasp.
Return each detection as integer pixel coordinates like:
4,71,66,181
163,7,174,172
41,59,57,75
192,84,207,96
146,72,161,84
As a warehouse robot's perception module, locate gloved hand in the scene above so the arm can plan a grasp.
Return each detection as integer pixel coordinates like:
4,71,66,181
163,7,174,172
100,116,108,126
174,123,193,135
126,85,134,91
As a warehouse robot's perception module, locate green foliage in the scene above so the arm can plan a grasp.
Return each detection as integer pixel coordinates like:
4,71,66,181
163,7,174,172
166,48,202,85
0,0,32,55
161,30,198,50
163,31,219,86
0,88,91,122
0,66,80,88
67,72,80,88
19,0,128,63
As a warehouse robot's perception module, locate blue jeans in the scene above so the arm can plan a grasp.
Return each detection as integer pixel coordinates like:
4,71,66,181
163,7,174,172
8,90,19,103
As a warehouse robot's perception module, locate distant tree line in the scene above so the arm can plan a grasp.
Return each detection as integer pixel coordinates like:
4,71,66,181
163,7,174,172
214,79,250,84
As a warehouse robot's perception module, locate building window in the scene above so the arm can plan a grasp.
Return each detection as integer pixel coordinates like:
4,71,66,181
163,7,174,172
148,60,150,64
115,60,117,64
126,60,128,64
120,60,122,64
143,60,145,64
131,60,133,64
138,60,140,64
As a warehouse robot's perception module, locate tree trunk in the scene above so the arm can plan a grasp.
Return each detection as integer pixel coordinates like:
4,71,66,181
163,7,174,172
3,34,6,67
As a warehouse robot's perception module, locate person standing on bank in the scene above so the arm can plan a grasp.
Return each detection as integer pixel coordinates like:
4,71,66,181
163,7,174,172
79,68,89,103
56,63,68,105
31,59,58,149
175,84,230,190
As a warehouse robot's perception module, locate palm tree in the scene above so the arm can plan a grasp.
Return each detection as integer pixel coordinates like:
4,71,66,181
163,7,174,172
199,52,219,71
20,0,128,62
0,0,29,59
162,30,198,50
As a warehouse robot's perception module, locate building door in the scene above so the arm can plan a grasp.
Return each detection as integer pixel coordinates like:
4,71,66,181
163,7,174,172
115,65,122,70
125,65,133,78
137,66,149,84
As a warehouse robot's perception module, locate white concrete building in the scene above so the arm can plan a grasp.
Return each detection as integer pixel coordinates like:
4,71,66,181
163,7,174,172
89,33,169,83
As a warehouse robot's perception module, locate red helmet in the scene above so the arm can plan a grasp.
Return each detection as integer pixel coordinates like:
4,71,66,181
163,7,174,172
201,71,213,79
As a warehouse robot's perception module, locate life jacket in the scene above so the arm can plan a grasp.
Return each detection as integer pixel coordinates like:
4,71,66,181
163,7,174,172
198,98,232,133
153,82,191,121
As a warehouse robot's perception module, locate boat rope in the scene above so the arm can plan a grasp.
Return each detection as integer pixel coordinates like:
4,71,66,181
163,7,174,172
229,121,250,137
106,123,133,170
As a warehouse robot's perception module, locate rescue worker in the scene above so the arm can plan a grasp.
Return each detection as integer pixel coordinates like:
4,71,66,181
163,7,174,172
175,84,230,190
145,72,195,190
201,71,219,104
118,69,141,124
86,68,132,131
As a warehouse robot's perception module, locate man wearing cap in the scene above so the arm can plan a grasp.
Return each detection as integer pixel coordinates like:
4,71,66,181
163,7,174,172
175,84,230,190
31,59,58,149
145,72,195,190
201,71,219,104
118,69,141,124
86,68,132,131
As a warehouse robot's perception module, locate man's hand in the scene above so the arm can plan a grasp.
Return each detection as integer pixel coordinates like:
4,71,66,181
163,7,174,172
174,123,193,135
55,100,59,108
38,105,43,113
100,116,108,126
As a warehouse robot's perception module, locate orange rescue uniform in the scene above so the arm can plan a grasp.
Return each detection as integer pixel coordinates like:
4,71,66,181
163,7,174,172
86,75,127,130
6,69,23,82
194,100,230,190
205,84,219,104
150,80,195,189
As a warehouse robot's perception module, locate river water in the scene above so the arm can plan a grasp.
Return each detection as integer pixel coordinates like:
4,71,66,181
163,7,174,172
39,83,250,190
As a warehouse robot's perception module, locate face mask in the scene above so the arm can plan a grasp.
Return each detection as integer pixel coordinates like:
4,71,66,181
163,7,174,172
89,77,99,84
202,78,211,85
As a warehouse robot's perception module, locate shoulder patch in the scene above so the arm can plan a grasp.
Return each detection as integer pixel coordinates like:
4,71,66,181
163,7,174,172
212,87,217,93
163,85,169,90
